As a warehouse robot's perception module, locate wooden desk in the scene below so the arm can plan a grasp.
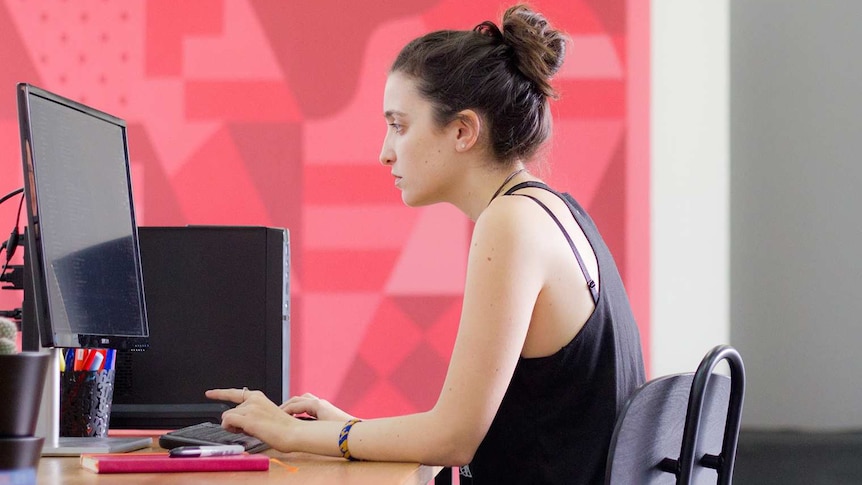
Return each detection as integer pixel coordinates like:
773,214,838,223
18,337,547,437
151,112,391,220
36,436,442,484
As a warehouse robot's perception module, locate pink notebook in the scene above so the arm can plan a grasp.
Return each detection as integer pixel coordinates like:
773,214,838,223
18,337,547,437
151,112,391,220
80,452,270,473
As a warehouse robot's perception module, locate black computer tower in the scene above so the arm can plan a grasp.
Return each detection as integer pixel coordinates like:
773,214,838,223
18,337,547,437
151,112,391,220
111,226,289,429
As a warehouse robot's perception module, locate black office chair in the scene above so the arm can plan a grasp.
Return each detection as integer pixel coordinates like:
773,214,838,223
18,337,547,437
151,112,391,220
605,345,745,485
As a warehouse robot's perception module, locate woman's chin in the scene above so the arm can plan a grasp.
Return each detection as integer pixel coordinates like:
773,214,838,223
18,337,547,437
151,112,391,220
401,192,430,208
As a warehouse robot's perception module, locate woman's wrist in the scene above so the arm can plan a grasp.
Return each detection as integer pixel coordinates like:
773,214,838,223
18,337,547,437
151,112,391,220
338,419,363,461
274,413,308,451
280,415,353,458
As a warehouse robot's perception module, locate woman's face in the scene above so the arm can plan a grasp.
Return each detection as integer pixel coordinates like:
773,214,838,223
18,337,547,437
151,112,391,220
379,72,460,207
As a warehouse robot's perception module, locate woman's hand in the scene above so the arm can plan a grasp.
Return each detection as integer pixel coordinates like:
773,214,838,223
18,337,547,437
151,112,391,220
280,392,356,422
205,387,300,451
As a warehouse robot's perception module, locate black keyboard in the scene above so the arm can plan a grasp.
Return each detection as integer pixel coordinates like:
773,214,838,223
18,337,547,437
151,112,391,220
159,422,270,454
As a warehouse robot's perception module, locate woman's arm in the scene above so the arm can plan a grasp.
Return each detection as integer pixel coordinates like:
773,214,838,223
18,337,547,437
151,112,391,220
209,198,547,465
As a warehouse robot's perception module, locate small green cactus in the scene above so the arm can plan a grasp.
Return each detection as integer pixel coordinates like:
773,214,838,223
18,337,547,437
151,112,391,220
0,337,16,354
0,317,18,355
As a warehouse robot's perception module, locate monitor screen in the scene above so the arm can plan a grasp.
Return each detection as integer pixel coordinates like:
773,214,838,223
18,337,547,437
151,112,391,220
16,83,148,350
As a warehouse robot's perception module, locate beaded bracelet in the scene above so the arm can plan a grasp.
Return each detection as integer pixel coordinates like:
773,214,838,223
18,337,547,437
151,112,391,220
338,418,362,461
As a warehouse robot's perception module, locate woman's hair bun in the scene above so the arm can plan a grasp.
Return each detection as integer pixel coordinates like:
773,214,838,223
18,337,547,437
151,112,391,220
499,4,566,97
396,5,567,162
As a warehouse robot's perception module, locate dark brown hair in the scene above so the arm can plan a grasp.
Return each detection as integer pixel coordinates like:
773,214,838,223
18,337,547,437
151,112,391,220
390,5,567,164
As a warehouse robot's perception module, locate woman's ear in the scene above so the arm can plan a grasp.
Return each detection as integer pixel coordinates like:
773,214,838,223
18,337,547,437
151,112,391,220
453,109,482,152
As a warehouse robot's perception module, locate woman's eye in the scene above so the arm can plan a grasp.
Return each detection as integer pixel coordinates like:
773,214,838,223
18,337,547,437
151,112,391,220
389,123,403,134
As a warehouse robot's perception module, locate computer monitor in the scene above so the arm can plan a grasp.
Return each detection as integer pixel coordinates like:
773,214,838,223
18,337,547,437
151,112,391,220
16,83,151,454
17,83,149,351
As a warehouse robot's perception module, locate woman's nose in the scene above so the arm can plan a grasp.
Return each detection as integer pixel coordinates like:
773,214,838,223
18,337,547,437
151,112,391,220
379,143,394,166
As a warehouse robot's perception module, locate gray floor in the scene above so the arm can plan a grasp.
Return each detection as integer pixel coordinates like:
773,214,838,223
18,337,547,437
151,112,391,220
734,429,862,484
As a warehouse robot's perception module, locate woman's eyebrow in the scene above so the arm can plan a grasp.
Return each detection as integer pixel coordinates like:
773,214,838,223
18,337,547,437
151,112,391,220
384,110,406,119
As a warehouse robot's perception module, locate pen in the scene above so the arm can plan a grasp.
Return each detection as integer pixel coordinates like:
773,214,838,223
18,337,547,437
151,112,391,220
74,348,85,371
88,351,104,371
168,445,245,458
104,349,115,371
81,349,96,371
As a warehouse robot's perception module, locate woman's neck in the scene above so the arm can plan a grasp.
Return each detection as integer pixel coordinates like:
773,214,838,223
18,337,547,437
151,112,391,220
452,162,529,221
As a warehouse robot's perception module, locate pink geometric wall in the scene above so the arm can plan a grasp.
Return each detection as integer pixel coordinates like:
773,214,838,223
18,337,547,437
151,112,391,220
0,0,649,418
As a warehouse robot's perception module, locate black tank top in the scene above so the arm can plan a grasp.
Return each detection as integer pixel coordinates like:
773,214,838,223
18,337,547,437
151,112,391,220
462,182,645,484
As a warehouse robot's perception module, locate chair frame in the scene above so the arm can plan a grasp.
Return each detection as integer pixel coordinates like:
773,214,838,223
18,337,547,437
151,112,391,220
607,344,746,485
662,345,745,484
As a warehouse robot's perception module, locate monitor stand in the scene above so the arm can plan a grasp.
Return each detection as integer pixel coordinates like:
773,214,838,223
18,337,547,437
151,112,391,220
36,348,151,456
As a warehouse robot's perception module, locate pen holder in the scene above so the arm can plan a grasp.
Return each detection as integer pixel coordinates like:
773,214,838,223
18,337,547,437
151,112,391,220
59,368,116,438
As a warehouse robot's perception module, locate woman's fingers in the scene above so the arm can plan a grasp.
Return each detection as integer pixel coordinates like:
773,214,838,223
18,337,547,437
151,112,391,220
206,387,266,405
280,393,356,421
205,388,246,404
280,394,319,416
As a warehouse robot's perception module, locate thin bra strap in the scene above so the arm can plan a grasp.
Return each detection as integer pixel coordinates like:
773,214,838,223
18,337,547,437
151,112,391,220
506,191,599,304
505,180,554,195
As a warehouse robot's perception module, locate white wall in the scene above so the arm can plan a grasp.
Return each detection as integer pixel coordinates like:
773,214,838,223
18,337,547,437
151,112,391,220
651,0,730,378
654,0,862,430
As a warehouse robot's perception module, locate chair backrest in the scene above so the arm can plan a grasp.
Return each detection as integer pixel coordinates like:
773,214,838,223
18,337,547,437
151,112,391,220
605,345,745,485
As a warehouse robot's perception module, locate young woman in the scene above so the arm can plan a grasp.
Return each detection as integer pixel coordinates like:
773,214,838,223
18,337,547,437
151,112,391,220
207,5,645,483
